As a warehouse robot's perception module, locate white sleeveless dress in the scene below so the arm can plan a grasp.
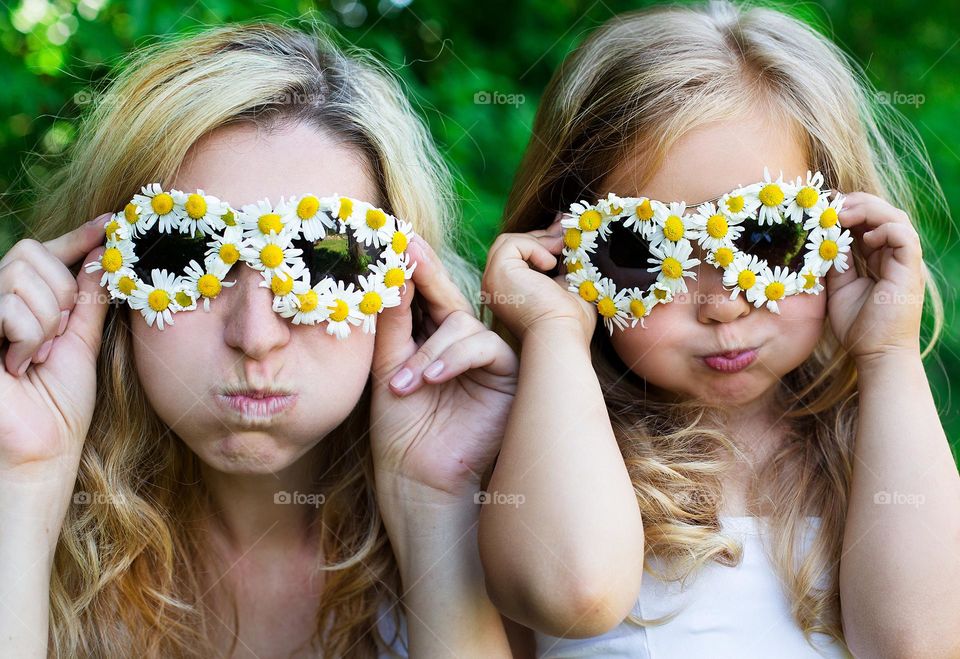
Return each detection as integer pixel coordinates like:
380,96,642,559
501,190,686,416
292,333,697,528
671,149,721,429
535,516,849,658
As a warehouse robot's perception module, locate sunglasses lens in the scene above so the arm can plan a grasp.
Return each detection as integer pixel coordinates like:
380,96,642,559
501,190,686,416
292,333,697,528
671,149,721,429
132,229,210,280
733,218,809,270
292,232,380,287
592,221,659,290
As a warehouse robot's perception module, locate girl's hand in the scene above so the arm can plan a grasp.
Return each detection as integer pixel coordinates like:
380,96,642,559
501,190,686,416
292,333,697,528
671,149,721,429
481,214,596,344
827,192,925,364
0,216,109,481
369,234,519,502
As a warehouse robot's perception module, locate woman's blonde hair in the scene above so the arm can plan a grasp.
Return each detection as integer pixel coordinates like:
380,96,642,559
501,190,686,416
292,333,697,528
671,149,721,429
25,19,476,658
500,0,945,649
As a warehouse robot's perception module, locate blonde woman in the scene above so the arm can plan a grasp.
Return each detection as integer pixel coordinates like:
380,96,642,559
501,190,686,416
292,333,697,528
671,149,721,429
0,22,516,658
480,1,960,656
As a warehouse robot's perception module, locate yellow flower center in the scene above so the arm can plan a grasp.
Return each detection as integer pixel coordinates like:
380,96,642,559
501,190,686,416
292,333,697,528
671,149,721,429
185,193,207,219
124,203,139,224
384,267,406,288
148,289,170,312
151,192,174,215
706,214,728,238
328,298,349,322
258,213,283,235
101,247,123,272
297,195,320,219
566,259,583,273
579,210,602,232
737,270,757,290
118,276,137,295
758,184,784,207
298,289,319,313
819,240,838,260
597,296,617,318
630,298,646,318
578,280,598,302
663,216,684,241
391,231,408,253
219,243,240,265
802,272,818,289
661,256,682,279
366,208,387,230
222,209,236,226
819,207,838,228
360,291,383,315
175,291,193,307
654,287,669,301
197,273,221,298
795,186,819,208
765,281,785,301
337,197,353,221
260,244,284,268
563,228,582,250
271,274,294,296
105,220,121,240
636,199,654,221
713,247,734,267
725,195,745,213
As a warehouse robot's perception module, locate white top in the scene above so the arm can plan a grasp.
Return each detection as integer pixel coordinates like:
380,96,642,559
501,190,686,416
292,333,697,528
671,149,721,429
535,516,848,658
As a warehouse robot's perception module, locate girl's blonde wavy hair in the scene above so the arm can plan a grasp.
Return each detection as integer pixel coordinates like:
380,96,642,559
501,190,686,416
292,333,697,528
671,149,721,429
24,19,477,658
499,0,945,649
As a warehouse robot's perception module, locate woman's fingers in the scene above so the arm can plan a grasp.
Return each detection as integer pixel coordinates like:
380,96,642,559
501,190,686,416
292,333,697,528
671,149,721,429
0,260,64,363
39,214,109,266
406,234,474,328
62,246,110,357
0,293,45,376
388,308,485,396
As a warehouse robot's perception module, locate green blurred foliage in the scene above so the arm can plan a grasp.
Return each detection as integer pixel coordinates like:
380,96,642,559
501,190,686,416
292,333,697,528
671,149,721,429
1,0,957,449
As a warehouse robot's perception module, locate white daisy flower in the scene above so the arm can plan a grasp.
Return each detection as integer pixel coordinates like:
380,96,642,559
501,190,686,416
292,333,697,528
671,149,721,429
387,218,415,255
619,286,655,329
239,198,301,242
205,225,247,271
797,261,825,295
561,224,599,263
330,196,357,228
804,194,845,238
182,259,235,311
646,238,700,294
743,168,795,225
648,281,675,307
621,197,661,240
717,188,759,221
106,269,140,301
805,226,853,275
131,184,178,234
785,171,826,223
722,253,767,302
260,258,310,311
705,245,738,270
368,250,417,291
280,278,334,326
241,232,303,278
349,202,396,248
754,265,799,314
689,201,745,251
84,240,139,286
128,268,180,329
118,201,151,238
592,277,630,335
102,213,131,242
566,265,603,304
650,201,696,248
357,274,402,334
323,280,364,339
284,194,338,242
171,190,227,236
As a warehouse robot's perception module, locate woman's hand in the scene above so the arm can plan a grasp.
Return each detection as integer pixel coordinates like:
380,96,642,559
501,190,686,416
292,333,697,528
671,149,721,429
481,214,596,344
369,234,519,501
827,192,926,365
0,215,109,482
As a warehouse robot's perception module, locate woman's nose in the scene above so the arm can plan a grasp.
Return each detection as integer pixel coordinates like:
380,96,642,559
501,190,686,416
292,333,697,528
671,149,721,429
221,265,292,359
693,259,752,324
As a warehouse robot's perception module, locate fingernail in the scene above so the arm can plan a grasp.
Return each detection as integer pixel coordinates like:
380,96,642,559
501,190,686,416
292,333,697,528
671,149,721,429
16,359,30,377
424,360,444,379
390,368,413,390
36,340,53,363
57,310,69,336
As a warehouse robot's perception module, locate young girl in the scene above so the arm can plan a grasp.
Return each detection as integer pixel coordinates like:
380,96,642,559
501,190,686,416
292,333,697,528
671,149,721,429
479,2,960,657
0,22,518,658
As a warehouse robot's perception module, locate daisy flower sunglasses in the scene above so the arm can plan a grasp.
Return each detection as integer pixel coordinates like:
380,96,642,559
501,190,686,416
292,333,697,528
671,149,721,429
561,168,854,334
85,184,417,339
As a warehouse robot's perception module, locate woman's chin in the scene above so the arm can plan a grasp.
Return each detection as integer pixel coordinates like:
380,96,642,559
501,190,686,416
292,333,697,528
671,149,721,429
193,432,312,475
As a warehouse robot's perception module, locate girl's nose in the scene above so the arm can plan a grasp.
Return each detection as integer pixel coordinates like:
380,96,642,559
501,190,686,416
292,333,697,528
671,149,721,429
693,259,752,324
221,265,292,360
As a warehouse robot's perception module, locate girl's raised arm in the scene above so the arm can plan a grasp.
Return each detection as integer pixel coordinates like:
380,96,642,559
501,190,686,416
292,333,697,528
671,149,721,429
477,223,644,637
